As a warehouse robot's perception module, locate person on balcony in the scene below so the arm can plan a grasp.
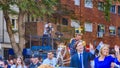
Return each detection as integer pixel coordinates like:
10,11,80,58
69,33,83,56
42,22,54,46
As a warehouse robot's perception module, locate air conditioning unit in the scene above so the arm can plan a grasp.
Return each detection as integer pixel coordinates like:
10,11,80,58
97,32,103,38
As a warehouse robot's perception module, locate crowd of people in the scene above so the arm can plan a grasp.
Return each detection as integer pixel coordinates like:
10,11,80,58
69,33,120,68
0,51,57,68
0,21,120,68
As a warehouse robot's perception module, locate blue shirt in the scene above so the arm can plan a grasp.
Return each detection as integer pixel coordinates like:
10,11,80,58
42,57,57,67
94,56,114,68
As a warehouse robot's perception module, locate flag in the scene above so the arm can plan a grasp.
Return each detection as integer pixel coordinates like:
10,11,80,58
96,41,104,51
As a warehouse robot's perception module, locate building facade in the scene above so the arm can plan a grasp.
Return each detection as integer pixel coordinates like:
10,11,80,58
0,5,19,58
60,0,120,47
24,0,120,48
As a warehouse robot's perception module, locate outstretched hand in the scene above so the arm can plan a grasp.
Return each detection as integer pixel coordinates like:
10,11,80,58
114,45,120,55
89,43,94,50
114,45,119,52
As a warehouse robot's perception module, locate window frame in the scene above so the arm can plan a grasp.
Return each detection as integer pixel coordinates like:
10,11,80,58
74,0,80,6
110,5,116,14
62,18,68,26
84,22,93,32
98,2,104,11
11,18,17,30
118,5,120,15
85,0,93,8
97,24,105,38
109,26,116,35
98,24,105,33
118,27,120,37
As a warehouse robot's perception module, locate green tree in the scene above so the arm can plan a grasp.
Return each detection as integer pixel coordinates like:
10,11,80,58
94,0,120,21
0,0,57,56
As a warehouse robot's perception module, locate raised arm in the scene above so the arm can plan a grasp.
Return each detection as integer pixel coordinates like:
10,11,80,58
114,45,120,64
114,45,120,59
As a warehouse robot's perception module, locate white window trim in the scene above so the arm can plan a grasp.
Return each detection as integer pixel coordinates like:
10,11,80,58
74,0,80,6
98,2,104,11
109,26,116,35
84,22,92,32
71,20,80,28
110,5,116,14
97,32,104,38
85,0,93,8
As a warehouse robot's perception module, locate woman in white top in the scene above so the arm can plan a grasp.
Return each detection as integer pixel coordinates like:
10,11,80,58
11,56,27,68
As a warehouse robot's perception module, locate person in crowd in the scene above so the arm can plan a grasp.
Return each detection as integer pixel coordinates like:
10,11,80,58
24,58,31,68
42,51,57,67
8,59,15,67
13,57,17,65
0,58,4,68
69,33,83,56
38,64,54,68
29,54,41,68
11,56,26,68
0,61,4,68
94,44,120,68
70,41,95,68
4,60,11,68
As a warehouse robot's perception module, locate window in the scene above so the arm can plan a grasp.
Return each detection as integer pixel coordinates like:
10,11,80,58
11,19,17,30
12,19,15,28
98,2,104,11
71,20,80,28
118,6,120,14
84,23,92,32
62,18,68,25
109,26,116,35
74,0,80,6
85,0,93,8
110,5,116,13
97,24,105,38
118,27,120,37
98,24,105,33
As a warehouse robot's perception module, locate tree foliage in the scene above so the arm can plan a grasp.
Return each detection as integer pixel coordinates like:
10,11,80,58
0,0,58,56
103,0,120,21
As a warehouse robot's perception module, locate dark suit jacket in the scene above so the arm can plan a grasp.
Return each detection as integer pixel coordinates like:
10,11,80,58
70,51,95,68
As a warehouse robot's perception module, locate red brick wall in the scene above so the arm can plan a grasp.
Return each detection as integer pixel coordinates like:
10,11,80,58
26,0,120,47
61,0,120,47
37,22,44,36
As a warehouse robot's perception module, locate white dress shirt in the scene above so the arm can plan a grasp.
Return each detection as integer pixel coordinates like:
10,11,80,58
78,52,84,68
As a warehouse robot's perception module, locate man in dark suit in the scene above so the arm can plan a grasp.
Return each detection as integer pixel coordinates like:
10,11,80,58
70,41,95,68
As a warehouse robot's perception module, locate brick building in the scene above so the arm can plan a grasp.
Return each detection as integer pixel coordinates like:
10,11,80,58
25,0,120,48
59,0,120,47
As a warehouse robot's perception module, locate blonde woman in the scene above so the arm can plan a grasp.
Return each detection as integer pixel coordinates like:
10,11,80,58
94,44,120,68
11,57,26,68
